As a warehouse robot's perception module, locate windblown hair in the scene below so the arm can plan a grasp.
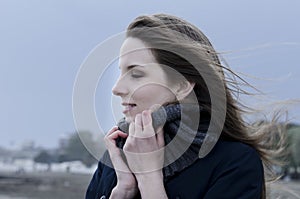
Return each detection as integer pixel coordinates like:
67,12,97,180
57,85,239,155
126,13,286,199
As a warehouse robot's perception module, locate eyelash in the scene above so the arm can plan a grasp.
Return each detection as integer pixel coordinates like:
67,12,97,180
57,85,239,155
130,70,143,78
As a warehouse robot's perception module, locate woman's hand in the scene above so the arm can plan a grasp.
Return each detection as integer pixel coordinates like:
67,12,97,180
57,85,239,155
123,110,168,198
104,126,138,199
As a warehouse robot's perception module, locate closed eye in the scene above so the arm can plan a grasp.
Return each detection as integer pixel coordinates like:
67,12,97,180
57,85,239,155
131,69,144,78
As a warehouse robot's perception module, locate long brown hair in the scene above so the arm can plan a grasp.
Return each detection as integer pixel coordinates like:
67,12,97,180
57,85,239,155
126,13,286,198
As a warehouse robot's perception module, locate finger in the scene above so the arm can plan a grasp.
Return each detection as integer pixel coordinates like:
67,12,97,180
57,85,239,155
106,126,119,136
156,129,165,148
134,113,143,137
107,130,128,140
105,130,128,149
128,121,135,137
142,110,155,137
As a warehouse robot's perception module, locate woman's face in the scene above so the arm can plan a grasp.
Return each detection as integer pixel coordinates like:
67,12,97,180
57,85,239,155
112,37,178,123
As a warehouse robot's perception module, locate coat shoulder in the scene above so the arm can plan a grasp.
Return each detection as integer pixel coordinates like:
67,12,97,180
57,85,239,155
165,140,264,199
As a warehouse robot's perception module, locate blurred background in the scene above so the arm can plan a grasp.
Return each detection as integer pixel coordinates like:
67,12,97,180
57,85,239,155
0,0,299,198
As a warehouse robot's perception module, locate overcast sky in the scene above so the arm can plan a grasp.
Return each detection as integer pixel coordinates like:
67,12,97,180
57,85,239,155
1,0,299,149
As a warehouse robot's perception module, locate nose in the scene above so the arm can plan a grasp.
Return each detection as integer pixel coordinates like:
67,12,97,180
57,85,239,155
112,76,128,97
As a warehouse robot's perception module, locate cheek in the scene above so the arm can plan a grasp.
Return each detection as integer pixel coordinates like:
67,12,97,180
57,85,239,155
133,85,176,107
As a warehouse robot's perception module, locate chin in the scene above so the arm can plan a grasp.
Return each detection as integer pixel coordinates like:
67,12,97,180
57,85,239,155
125,116,133,123
125,112,138,123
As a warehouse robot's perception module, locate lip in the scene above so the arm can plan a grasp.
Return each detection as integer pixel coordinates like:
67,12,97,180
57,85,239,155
121,102,137,114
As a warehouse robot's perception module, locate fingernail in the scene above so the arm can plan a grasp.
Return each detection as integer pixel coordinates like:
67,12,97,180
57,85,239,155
135,113,141,121
142,110,151,125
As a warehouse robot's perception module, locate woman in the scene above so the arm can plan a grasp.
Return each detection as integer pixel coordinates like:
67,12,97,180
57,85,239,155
86,13,280,199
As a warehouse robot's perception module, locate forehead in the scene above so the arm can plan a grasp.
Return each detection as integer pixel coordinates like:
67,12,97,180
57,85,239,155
119,37,156,68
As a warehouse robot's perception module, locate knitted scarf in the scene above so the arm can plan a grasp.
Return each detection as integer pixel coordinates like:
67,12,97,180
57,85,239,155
116,103,211,179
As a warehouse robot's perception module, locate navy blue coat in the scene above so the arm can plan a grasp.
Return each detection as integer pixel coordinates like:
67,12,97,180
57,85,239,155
86,140,264,199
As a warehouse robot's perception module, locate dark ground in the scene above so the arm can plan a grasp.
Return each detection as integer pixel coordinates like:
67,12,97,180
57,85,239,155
0,171,299,199
0,171,92,199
